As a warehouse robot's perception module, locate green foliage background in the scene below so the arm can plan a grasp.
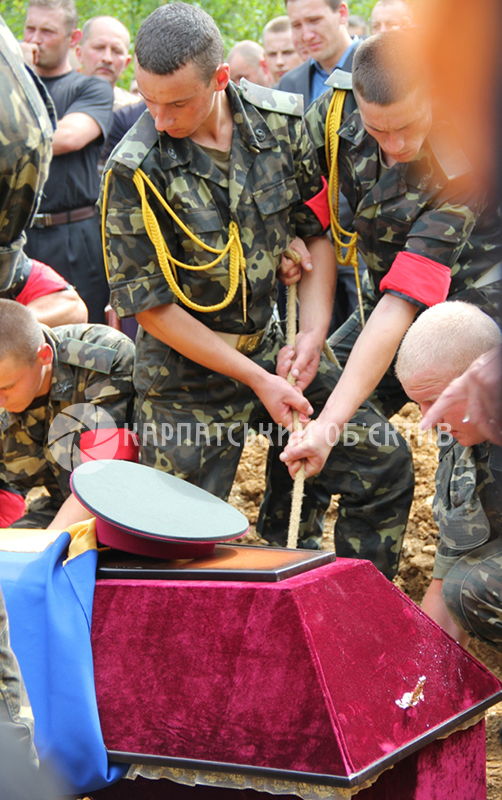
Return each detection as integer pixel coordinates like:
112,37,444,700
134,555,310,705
4,0,376,88
5,0,375,48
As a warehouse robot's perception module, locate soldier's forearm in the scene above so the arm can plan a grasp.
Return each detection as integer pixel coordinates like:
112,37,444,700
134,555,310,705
135,304,268,391
298,235,336,345
317,293,419,428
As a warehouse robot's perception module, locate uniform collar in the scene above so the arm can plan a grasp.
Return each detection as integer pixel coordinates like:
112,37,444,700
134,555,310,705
156,82,278,170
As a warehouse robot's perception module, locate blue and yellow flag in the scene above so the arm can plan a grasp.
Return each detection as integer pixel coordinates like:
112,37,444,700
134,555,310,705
0,522,127,793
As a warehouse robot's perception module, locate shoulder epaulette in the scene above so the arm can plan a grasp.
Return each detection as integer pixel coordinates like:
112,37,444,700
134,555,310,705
240,78,304,117
57,338,116,375
111,112,158,171
325,69,353,91
427,121,472,181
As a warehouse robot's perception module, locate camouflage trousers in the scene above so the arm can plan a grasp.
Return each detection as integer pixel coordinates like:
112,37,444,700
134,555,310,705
135,319,414,580
442,537,502,652
0,587,37,766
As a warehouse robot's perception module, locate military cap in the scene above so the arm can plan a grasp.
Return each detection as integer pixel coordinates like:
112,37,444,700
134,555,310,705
71,459,249,559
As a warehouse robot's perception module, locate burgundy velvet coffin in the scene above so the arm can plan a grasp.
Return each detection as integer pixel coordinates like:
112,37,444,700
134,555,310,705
91,556,502,791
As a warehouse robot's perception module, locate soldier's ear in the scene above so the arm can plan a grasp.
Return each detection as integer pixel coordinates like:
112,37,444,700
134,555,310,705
37,343,53,367
215,64,230,92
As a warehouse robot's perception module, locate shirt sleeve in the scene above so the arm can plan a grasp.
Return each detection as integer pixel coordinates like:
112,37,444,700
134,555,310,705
62,75,114,140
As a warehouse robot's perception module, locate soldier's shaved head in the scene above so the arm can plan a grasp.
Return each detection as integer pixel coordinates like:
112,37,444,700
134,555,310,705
396,302,502,387
0,299,44,365
134,2,224,85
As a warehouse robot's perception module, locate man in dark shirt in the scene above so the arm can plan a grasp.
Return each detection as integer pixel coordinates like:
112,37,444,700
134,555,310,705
22,0,113,323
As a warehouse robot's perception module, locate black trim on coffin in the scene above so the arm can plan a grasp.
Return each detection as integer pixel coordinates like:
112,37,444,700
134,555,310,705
106,691,502,789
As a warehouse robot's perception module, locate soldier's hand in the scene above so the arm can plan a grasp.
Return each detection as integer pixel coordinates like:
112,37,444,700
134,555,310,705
278,237,312,286
277,332,322,392
280,419,333,479
254,373,313,431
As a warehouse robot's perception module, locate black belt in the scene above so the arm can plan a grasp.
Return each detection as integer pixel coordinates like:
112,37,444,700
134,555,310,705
32,205,97,228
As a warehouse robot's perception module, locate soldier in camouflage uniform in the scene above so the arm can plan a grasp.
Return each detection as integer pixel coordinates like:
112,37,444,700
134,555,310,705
396,301,502,651
281,32,502,563
0,299,135,530
0,14,54,773
101,2,414,580
0,15,53,294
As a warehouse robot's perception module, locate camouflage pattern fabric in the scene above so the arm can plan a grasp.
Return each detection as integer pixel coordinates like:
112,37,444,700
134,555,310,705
0,587,37,766
134,318,413,579
434,442,502,651
101,81,323,328
306,87,502,302
0,324,135,515
0,15,54,292
102,81,414,580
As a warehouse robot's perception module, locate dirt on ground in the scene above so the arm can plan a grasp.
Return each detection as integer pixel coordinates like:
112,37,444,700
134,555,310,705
227,402,502,799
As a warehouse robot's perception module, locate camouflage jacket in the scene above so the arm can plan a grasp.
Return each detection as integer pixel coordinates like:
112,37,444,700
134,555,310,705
0,324,135,506
100,80,325,334
0,16,55,292
432,441,502,579
306,79,502,303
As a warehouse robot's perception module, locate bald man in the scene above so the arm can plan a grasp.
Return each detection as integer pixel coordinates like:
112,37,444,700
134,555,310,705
396,301,502,652
77,15,139,109
226,40,271,86
370,0,413,33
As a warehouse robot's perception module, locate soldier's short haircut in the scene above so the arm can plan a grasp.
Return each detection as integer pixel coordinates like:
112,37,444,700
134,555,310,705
0,300,44,365
353,30,422,105
263,16,292,38
135,3,224,85
395,302,502,387
27,0,78,33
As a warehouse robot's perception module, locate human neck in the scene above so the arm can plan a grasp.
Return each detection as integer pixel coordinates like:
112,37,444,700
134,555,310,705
190,91,233,152
317,28,352,73
37,362,53,398
36,56,74,79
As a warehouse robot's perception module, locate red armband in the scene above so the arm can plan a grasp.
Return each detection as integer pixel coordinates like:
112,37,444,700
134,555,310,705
16,259,69,306
79,428,139,464
0,489,26,527
305,176,330,230
380,252,451,306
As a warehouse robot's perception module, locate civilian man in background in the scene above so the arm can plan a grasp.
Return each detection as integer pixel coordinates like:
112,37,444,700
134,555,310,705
76,15,140,111
22,0,113,324
262,16,303,85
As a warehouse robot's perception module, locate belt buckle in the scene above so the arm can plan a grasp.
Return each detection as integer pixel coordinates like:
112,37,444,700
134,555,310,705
33,213,52,227
239,331,262,355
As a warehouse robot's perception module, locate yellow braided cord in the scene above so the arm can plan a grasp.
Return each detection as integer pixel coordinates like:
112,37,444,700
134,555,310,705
325,91,365,326
101,166,247,320
101,168,112,282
